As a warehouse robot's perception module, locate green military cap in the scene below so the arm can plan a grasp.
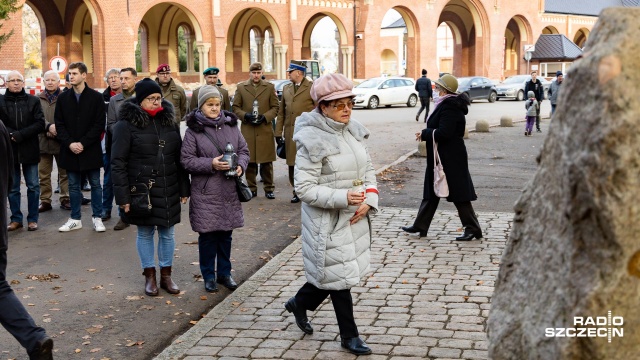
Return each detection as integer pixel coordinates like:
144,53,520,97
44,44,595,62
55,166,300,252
203,67,220,76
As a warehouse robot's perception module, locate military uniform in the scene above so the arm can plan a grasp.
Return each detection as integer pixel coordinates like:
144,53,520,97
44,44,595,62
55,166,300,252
232,63,279,195
155,64,187,123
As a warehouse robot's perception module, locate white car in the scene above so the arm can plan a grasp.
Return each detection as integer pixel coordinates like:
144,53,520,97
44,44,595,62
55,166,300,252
353,77,418,109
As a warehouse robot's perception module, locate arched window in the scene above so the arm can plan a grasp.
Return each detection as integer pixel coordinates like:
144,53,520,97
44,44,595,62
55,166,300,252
136,23,149,73
249,27,262,65
178,24,198,72
263,29,274,72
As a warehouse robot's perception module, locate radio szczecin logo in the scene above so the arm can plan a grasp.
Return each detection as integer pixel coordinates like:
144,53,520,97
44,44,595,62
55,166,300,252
545,311,623,343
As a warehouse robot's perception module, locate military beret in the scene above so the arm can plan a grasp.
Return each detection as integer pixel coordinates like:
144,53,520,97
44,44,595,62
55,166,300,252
249,62,263,71
156,64,170,73
203,67,219,76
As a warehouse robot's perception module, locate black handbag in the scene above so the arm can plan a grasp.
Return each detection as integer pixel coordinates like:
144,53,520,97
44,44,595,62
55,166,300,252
276,140,286,159
201,131,252,203
128,135,165,217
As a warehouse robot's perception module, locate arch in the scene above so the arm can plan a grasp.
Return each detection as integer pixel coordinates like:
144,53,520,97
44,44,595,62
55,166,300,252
380,49,398,76
503,15,533,77
438,0,491,77
542,26,559,34
573,27,589,48
385,6,420,78
301,14,342,74
23,2,47,74
301,12,348,49
136,22,150,73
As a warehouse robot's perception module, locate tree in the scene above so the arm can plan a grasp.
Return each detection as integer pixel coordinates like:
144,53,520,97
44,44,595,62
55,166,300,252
0,0,19,50
22,4,41,70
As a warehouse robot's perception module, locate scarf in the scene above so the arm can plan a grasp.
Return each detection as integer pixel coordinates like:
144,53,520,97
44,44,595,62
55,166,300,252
45,89,60,104
143,107,164,117
434,93,457,110
194,110,223,127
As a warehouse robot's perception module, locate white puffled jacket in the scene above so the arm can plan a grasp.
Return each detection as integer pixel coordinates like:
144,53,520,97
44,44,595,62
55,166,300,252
292,110,379,290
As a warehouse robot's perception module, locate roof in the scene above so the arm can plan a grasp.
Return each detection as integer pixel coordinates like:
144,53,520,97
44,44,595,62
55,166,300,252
530,34,583,61
544,0,639,16
382,18,406,29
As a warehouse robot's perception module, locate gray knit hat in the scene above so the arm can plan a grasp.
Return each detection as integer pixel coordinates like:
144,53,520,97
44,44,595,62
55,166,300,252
198,85,222,108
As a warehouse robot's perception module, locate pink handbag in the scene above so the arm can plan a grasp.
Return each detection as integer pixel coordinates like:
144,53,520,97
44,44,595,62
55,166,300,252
432,131,449,197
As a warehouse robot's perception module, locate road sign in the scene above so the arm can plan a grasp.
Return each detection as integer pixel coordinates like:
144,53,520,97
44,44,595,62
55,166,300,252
49,56,68,73
523,44,535,52
524,52,532,61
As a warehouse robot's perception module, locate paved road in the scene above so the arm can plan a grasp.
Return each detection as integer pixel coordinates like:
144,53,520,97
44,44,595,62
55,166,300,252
0,101,549,359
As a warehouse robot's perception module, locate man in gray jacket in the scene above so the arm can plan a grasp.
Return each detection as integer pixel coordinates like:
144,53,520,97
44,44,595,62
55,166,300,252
548,71,563,116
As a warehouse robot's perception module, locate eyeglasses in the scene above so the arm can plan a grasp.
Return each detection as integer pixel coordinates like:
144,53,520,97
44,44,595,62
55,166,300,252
145,96,163,103
157,72,170,76
332,100,355,111
7,79,23,83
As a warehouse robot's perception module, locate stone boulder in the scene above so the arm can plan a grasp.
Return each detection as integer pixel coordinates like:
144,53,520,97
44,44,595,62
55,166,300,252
488,8,640,359
500,115,513,127
475,120,489,132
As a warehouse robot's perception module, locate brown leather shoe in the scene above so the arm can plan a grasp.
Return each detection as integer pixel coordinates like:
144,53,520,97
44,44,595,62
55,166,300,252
28,222,38,231
38,202,52,212
7,222,23,231
59,199,71,210
160,266,180,294
142,268,158,296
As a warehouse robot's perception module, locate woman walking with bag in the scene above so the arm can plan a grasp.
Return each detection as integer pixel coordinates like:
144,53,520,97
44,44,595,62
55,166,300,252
285,73,379,355
111,78,191,296
401,74,482,240
181,85,249,293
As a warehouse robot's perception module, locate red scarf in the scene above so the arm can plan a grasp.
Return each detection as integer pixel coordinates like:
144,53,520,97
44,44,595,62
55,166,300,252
143,107,164,117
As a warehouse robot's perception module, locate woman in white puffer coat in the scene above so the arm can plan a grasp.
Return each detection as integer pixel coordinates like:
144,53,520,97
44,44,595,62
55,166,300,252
284,73,379,356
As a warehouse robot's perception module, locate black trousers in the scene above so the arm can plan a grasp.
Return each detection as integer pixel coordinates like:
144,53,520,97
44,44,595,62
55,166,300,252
535,105,541,130
416,96,430,121
288,165,295,191
412,198,482,236
0,250,47,355
295,282,358,338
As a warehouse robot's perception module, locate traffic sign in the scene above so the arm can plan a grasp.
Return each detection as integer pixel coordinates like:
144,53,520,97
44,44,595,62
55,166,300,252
49,56,68,73
523,44,535,52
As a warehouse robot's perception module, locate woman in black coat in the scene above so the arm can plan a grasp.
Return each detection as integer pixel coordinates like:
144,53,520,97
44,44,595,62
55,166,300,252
111,79,190,296
402,74,482,241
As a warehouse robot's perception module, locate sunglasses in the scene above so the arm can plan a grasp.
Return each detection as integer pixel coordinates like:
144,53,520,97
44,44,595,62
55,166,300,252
332,100,355,111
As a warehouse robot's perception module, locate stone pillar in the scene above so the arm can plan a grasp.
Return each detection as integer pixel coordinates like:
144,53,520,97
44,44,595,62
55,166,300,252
255,36,263,63
341,46,353,79
196,43,211,83
488,8,640,360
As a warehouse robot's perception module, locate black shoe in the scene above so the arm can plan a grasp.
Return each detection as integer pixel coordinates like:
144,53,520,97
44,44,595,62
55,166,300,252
81,197,91,205
415,115,419,122
204,278,218,293
29,336,54,360
251,191,258,197
341,336,372,355
265,192,275,200
537,129,542,133
54,188,60,194
455,232,483,241
291,194,300,203
101,213,111,221
284,297,313,334
401,226,427,237
217,275,238,290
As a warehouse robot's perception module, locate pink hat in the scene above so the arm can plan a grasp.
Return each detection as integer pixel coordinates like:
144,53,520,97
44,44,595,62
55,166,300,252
310,73,355,103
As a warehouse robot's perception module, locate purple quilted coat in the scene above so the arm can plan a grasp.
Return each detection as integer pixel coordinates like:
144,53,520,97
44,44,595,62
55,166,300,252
181,110,249,233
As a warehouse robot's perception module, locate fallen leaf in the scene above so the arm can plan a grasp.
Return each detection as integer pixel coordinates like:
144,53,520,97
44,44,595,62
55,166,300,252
28,303,35,306
42,318,51,323
189,320,198,325
200,296,207,300
140,305,154,310
74,349,81,353
231,301,241,307
92,285,104,290
189,262,200,265
401,280,408,284
82,341,90,345
90,348,101,353
126,295,144,301
166,300,172,305
10,279,20,285
87,269,96,272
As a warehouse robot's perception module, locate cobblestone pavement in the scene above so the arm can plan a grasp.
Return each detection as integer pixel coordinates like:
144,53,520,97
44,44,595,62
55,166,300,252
155,208,513,360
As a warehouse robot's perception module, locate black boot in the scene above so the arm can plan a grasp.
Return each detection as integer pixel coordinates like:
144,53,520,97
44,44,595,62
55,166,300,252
284,297,313,334
341,336,372,355
29,336,53,360
204,278,218,292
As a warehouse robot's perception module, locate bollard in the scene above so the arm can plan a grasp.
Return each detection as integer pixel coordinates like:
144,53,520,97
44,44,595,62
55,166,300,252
500,116,513,127
463,126,469,139
417,141,427,156
475,120,490,132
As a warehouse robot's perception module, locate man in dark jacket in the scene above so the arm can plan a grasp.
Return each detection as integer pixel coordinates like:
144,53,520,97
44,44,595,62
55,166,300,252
524,70,545,132
0,121,54,359
54,62,106,233
0,70,45,232
415,69,433,122
548,70,563,116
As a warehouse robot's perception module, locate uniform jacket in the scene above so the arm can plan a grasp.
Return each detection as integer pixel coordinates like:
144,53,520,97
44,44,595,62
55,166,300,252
421,93,477,203
293,111,379,290
1,122,13,253
0,89,45,164
524,79,544,102
548,80,562,105
54,84,105,172
111,99,190,227
232,79,279,163
156,78,187,124
181,110,250,233
275,77,315,166
38,90,61,155
415,76,433,98
189,86,231,113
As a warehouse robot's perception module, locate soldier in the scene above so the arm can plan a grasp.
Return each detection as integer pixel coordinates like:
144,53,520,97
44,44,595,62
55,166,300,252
155,64,187,123
275,60,315,203
190,67,231,112
232,62,279,199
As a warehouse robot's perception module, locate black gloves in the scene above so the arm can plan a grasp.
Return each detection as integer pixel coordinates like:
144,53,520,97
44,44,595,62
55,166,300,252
257,115,267,124
244,113,256,123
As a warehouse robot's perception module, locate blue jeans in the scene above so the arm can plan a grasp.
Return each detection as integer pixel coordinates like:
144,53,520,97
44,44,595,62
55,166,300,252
551,104,557,115
67,169,102,220
8,163,40,224
101,153,114,216
136,225,175,269
198,230,233,280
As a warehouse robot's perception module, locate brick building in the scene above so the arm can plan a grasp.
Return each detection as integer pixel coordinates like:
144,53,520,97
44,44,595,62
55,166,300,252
0,0,619,88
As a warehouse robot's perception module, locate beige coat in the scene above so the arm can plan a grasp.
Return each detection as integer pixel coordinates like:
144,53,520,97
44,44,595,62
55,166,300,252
156,78,187,123
275,78,315,166
232,79,279,163
38,91,61,155
189,85,231,113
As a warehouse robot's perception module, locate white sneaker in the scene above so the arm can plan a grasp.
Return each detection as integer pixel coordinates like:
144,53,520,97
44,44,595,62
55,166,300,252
92,217,106,232
59,218,82,232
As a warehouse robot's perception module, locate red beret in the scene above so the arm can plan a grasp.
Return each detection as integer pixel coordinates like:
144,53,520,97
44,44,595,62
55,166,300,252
156,64,170,73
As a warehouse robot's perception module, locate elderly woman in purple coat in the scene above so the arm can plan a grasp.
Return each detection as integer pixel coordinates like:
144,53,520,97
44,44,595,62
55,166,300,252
181,85,249,293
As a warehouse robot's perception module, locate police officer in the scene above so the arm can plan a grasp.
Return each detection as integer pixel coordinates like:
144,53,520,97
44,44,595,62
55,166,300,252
275,60,315,203
232,62,279,199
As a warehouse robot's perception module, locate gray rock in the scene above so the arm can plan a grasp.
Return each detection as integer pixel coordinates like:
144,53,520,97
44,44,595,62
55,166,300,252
500,116,513,127
488,8,640,360
475,120,489,132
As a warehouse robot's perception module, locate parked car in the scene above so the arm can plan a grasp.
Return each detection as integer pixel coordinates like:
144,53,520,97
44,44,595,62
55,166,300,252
270,79,291,101
353,77,418,109
456,76,498,102
496,75,550,101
